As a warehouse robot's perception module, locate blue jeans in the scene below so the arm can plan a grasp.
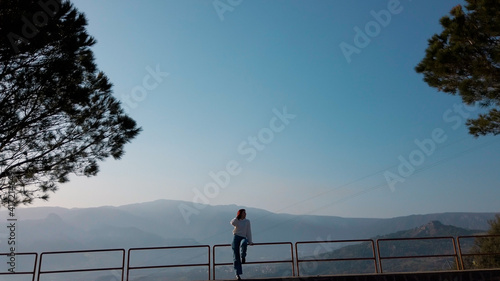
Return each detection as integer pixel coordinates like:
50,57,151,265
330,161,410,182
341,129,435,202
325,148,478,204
232,235,248,275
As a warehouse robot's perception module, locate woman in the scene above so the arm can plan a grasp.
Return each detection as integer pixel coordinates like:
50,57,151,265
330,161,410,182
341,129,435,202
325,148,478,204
230,209,253,280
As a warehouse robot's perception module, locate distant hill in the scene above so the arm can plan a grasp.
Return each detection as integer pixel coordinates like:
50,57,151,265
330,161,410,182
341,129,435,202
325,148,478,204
299,221,484,276
0,199,496,254
375,220,481,238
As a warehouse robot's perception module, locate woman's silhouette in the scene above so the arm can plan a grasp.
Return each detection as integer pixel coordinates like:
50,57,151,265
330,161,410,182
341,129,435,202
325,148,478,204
230,209,253,280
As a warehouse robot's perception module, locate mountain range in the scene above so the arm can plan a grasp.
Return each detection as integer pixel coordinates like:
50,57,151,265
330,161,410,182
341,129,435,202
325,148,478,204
0,199,496,254
298,220,484,276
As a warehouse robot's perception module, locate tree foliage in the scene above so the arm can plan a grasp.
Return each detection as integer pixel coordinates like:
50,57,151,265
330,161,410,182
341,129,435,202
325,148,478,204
0,0,141,206
415,0,500,136
472,214,500,269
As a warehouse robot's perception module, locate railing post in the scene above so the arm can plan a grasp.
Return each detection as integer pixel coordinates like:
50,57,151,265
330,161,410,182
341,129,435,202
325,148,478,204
451,237,461,271
37,252,43,281
370,239,379,273
376,239,384,273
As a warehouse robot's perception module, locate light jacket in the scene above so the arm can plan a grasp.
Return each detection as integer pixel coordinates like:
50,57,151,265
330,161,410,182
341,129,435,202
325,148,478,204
230,218,252,243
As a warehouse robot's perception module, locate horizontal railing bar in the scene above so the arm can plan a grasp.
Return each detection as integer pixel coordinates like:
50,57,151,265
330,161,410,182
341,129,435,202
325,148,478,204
377,236,456,241
298,257,376,262
461,252,500,256
0,252,38,255
214,259,294,266
249,242,293,245
128,263,209,270
380,254,458,259
39,267,124,274
249,260,293,263
40,248,125,255
129,245,210,251
296,239,374,244
0,271,35,274
213,242,293,247
457,235,500,239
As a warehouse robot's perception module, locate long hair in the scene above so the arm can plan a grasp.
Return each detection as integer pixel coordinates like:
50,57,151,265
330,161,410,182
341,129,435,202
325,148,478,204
236,209,246,220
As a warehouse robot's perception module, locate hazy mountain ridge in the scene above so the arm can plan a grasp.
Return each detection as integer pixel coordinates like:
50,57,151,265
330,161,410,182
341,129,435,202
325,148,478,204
302,221,485,276
0,199,496,253
376,220,483,238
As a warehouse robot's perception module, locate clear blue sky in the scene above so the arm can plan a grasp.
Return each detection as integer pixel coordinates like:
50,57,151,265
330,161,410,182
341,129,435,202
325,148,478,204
31,0,500,218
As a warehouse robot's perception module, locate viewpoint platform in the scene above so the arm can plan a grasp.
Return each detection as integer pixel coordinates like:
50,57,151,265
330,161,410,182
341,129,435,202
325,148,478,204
216,269,500,281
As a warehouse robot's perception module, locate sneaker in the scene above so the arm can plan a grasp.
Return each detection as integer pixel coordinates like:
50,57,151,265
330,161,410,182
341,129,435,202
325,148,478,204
236,274,242,280
241,257,246,264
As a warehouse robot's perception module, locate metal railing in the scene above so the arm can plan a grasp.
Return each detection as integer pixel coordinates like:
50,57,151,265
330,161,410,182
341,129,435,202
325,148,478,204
377,236,460,273
37,248,125,281
212,242,294,280
0,235,498,280
127,245,210,281
295,239,378,276
0,252,38,281
457,234,500,270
